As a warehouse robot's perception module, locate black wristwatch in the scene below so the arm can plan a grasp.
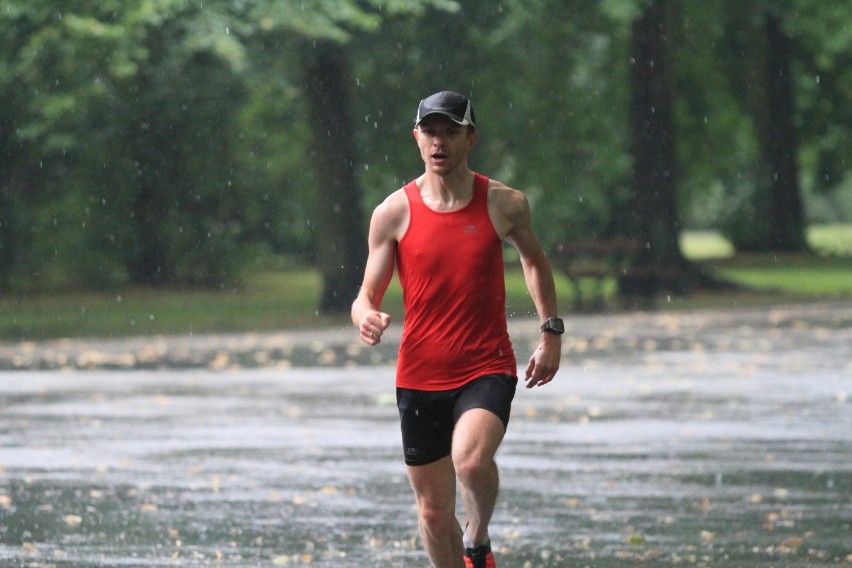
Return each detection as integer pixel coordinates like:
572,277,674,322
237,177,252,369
540,317,564,335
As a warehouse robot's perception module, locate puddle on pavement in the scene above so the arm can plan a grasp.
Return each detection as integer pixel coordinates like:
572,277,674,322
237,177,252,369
1,307,850,566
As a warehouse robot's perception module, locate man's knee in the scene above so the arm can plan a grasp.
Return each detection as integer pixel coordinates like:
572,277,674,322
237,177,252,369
454,453,496,489
451,408,504,495
418,500,456,534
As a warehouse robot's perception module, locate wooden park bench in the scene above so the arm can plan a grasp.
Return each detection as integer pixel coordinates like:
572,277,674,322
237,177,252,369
550,238,643,309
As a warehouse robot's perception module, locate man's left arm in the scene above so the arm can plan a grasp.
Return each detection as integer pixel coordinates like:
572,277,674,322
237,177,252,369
502,192,562,388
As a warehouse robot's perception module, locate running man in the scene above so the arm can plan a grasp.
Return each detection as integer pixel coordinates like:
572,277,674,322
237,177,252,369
352,90,562,568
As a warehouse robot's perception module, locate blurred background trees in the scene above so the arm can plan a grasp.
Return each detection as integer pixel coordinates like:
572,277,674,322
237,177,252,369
1,0,850,311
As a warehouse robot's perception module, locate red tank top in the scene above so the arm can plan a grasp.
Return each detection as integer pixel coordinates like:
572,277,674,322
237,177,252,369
395,173,516,390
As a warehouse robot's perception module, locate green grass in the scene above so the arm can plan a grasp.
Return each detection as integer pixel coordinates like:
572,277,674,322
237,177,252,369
678,230,735,260
679,227,852,297
1,225,850,341
707,254,852,294
680,224,852,260
808,223,852,256
0,271,346,341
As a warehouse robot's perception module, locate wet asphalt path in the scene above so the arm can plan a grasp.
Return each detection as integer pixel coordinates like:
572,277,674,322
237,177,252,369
0,302,850,567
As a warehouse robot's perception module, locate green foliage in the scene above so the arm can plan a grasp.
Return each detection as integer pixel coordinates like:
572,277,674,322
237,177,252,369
641,0,852,252
2,1,248,288
0,0,850,295
244,0,459,41
789,2,852,196
0,0,465,291
350,0,636,250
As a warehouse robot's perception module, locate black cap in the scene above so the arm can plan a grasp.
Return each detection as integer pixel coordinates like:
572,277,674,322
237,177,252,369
414,91,476,129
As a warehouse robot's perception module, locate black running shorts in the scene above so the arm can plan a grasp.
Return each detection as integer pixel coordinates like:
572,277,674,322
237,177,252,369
396,374,518,467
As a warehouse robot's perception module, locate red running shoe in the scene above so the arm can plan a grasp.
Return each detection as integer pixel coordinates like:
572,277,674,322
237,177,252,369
464,541,496,568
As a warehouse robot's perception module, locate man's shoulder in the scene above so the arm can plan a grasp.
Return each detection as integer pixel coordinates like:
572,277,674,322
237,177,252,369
486,178,529,213
371,187,410,232
378,187,409,212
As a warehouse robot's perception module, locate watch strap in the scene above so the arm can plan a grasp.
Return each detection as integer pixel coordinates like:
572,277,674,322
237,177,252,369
540,317,564,335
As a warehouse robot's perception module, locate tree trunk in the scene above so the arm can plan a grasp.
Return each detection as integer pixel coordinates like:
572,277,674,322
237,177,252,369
127,70,170,286
623,0,689,303
302,40,366,314
765,11,807,251
127,163,169,286
0,122,15,291
723,5,807,252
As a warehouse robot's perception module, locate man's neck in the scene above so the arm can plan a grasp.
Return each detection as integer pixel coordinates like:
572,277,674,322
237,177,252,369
418,168,475,211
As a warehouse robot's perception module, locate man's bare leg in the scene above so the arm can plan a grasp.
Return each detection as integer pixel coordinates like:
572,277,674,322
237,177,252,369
452,409,506,547
407,456,466,568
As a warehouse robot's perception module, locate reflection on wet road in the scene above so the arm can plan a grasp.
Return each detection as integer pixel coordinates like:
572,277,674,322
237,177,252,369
1,302,850,566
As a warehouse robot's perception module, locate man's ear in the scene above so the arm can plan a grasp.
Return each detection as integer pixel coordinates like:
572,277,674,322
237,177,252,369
468,130,479,148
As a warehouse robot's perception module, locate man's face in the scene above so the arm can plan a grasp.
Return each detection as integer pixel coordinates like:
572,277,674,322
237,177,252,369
413,115,478,174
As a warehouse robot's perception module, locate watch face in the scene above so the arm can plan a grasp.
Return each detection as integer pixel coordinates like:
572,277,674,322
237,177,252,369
542,318,564,334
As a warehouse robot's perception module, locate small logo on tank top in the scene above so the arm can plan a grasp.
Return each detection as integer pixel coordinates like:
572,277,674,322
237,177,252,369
464,225,476,233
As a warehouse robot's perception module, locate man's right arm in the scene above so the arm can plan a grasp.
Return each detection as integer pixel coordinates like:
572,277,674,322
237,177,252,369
351,192,406,345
